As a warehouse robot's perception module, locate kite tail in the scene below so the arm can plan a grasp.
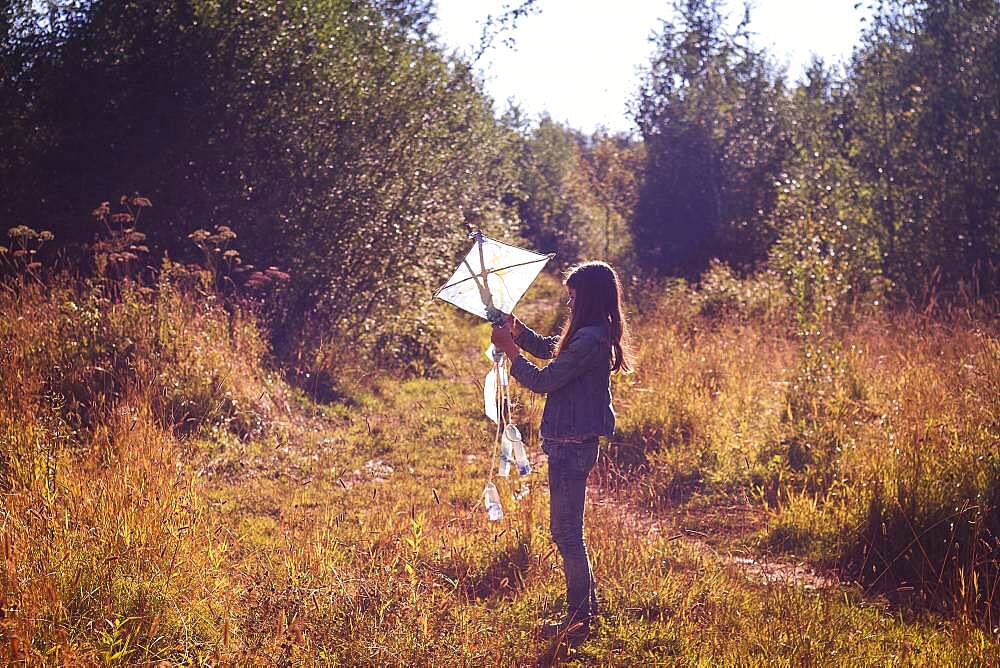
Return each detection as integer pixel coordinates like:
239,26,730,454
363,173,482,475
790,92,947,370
488,356,503,482
483,356,506,521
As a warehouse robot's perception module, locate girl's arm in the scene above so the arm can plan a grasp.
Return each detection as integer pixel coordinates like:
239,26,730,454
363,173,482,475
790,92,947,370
509,329,603,394
512,321,559,360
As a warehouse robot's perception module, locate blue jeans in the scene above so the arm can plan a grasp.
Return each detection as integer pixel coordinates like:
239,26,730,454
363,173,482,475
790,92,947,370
543,439,599,622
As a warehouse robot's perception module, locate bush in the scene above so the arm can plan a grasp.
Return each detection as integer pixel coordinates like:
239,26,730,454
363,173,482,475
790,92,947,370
2,274,272,441
849,474,999,621
695,260,790,323
1,0,518,372
615,272,998,624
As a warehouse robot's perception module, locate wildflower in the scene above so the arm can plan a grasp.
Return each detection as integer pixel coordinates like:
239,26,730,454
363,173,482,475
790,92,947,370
213,225,236,241
188,229,211,243
8,225,37,239
246,271,270,289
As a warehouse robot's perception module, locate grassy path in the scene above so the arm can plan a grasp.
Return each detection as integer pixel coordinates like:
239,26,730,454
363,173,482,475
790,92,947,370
188,306,998,665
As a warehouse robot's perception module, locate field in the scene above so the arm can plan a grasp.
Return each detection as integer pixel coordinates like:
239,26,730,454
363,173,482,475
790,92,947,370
4,0,1000,664
1,270,997,666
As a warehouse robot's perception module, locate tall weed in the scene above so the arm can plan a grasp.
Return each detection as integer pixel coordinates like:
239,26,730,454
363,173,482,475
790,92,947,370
617,273,998,625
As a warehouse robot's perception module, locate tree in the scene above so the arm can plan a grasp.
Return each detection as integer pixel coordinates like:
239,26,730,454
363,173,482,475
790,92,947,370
768,59,884,327
0,0,518,366
579,131,644,263
848,0,1000,296
512,116,597,263
633,0,790,276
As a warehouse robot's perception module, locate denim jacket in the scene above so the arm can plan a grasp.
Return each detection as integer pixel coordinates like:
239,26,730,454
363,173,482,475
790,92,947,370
509,323,615,440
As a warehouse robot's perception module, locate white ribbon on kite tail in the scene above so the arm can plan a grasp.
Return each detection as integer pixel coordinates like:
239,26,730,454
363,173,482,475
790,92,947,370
483,345,509,424
481,344,531,521
483,346,506,521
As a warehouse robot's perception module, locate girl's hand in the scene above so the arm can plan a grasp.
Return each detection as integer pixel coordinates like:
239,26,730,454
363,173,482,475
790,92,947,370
491,324,520,358
505,314,524,337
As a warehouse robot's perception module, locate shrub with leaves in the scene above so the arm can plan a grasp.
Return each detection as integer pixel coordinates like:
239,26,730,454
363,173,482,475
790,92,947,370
0,0,519,375
0,198,274,440
695,260,789,323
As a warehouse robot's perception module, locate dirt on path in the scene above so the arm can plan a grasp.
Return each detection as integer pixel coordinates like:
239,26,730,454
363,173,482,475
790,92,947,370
588,480,844,592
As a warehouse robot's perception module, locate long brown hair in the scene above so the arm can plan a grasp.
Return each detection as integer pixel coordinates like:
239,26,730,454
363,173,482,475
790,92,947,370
555,261,632,373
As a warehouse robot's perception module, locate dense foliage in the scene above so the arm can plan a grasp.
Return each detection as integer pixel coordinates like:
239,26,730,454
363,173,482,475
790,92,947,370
846,0,1000,295
508,115,593,263
3,0,996,346
0,0,516,367
633,0,999,302
634,0,790,275
505,114,641,267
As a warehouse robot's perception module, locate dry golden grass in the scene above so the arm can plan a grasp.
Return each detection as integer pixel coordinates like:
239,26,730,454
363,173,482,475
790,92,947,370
1,271,997,664
615,281,999,627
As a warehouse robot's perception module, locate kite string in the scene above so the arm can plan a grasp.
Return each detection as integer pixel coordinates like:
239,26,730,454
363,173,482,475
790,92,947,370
503,355,513,426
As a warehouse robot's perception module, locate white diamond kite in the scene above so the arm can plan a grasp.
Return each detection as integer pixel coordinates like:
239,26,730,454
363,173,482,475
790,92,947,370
435,231,549,520
434,231,554,325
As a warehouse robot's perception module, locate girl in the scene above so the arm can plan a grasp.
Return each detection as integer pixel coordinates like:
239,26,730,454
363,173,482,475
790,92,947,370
490,261,632,644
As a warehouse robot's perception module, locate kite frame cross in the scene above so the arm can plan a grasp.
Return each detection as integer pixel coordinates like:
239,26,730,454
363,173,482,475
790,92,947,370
434,230,554,323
